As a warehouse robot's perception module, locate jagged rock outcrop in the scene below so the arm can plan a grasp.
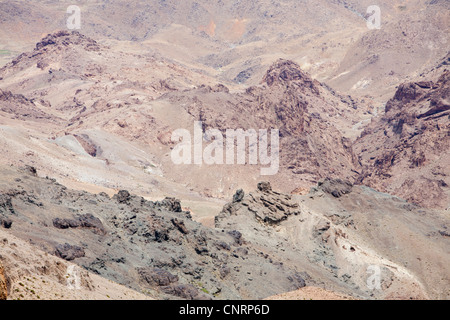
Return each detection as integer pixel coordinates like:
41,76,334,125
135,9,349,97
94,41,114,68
0,217,12,229
216,181,301,225
214,180,450,300
34,31,100,52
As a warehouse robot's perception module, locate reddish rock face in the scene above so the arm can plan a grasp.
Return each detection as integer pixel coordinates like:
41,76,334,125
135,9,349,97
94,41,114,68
355,70,450,208
166,58,360,190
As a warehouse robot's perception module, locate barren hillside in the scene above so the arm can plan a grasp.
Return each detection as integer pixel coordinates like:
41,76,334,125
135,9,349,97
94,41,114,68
0,0,448,301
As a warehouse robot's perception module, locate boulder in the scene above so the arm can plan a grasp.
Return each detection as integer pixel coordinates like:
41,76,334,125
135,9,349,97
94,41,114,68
77,214,106,235
232,189,245,202
318,178,353,198
53,214,106,235
257,182,272,193
115,190,131,204
137,267,179,287
55,243,85,261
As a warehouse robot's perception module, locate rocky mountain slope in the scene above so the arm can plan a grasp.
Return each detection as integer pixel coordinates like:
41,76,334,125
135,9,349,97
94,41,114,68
1,166,448,299
0,0,449,301
0,29,447,206
355,69,450,209
0,166,309,300
156,58,363,195
0,31,365,199
0,228,151,300
215,179,450,300
1,1,448,101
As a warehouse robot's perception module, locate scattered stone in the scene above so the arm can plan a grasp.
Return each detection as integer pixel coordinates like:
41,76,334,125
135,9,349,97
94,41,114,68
287,272,306,289
219,265,231,279
53,218,79,229
215,241,231,251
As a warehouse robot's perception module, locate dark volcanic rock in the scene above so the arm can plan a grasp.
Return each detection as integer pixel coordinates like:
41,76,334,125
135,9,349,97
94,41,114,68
0,195,14,215
53,218,80,229
251,183,300,224
77,214,106,235
23,165,38,177
227,230,243,246
317,178,353,198
262,59,320,95
157,197,182,213
0,218,12,229
53,214,106,235
115,190,131,204
232,189,245,203
257,182,272,192
35,31,100,52
55,243,85,261
137,267,179,287
233,67,256,84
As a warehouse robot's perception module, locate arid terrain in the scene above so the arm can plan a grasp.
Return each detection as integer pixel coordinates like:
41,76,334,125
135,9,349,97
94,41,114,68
0,0,449,300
